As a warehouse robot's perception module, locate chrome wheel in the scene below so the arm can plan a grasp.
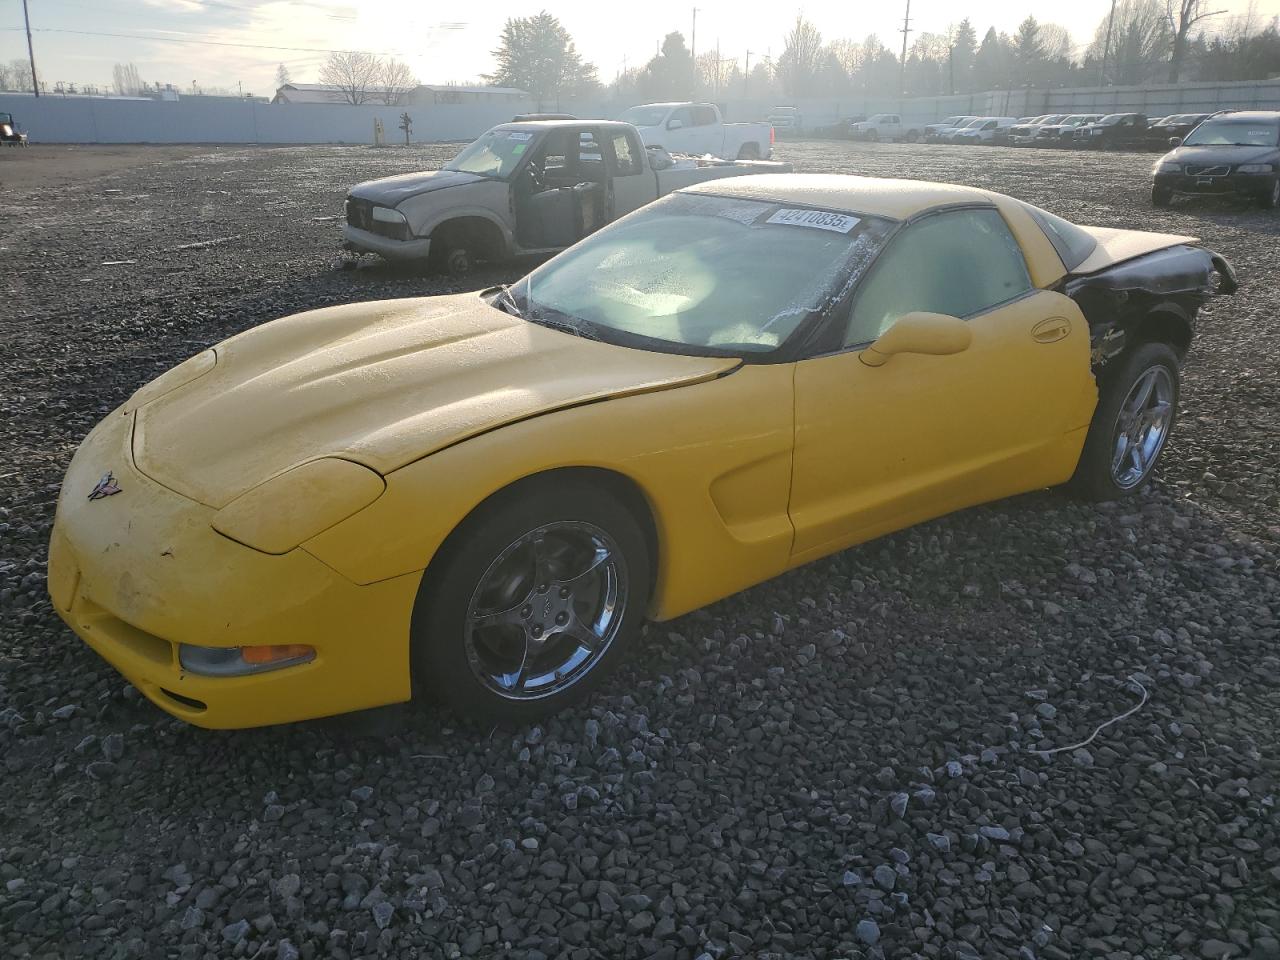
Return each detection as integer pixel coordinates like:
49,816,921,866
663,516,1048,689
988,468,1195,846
463,521,627,701
1111,365,1174,489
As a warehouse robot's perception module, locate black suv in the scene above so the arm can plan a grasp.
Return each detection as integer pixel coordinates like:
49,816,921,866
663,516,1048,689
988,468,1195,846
1075,113,1148,150
1152,111,1280,208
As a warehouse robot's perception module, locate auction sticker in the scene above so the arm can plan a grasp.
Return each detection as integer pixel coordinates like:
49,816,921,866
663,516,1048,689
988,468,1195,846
506,132,533,141
766,208,861,233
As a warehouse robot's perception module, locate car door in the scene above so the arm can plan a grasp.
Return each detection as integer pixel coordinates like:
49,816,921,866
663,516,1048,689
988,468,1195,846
788,206,1090,560
691,104,721,154
607,128,657,219
665,106,695,153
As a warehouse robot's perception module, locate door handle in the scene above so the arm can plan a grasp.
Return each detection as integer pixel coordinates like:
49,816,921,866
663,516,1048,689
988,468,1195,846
1032,317,1071,343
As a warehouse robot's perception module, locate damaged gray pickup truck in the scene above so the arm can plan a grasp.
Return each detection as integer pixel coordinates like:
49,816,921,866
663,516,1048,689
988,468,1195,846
342,119,792,275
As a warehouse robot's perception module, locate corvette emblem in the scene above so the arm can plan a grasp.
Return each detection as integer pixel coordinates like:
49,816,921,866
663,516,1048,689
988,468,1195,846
88,472,122,501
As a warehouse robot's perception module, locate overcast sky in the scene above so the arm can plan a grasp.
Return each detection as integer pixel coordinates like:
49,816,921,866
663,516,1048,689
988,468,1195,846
3,0,1278,95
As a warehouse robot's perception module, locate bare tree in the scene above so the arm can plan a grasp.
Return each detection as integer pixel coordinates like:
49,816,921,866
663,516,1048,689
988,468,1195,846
377,58,417,105
1167,0,1227,80
112,62,144,97
7,58,33,92
777,14,825,96
1039,24,1075,61
0,62,12,91
274,63,292,90
318,50,383,104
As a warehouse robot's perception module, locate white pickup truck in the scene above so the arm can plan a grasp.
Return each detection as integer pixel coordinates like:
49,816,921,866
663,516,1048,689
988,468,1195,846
616,102,774,159
849,114,925,143
341,119,790,274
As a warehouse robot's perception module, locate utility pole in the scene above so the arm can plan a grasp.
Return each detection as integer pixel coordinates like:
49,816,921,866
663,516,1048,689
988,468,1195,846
1099,0,1117,86
691,7,699,63
898,0,912,96
744,50,752,98
22,0,40,97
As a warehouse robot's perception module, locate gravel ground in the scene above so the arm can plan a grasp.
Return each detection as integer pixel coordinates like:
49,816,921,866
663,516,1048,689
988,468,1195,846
1,140,1278,960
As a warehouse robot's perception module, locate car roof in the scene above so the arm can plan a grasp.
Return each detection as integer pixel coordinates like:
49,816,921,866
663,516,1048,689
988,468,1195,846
495,120,634,132
1206,110,1280,123
681,173,1000,220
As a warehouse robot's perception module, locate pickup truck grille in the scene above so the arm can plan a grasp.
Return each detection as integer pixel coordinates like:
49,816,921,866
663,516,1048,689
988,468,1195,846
345,197,373,230
1185,164,1230,177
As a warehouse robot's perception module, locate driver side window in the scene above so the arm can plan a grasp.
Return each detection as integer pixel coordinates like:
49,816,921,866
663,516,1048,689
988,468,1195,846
670,107,693,127
844,208,1032,347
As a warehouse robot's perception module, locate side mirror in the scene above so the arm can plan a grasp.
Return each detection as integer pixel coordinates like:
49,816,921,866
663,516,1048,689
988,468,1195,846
1168,136,1182,147
860,312,972,367
667,118,684,130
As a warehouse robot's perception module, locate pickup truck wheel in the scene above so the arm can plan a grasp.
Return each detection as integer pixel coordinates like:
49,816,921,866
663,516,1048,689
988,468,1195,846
736,143,760,160
430,244,471,278
1151,185,1173,207
904,130,919,143
865,129,878,142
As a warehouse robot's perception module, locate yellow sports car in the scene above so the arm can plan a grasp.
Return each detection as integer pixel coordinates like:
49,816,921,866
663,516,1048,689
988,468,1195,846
47,175,1236,729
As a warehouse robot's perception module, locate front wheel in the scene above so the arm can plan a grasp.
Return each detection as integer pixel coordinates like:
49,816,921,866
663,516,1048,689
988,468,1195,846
865,129,878,142
412,482,651,722
1070,341,1180,501
1260,177,1280,209
1151,185,1173,207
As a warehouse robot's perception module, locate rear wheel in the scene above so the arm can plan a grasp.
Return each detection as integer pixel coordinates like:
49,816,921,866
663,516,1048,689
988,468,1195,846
412,481,651,722
737,143,761,160
1070,341,1180,501
1151,184,1173,207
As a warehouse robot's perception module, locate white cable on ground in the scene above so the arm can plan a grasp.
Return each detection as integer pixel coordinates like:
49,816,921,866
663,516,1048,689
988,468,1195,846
1028,674,1150,758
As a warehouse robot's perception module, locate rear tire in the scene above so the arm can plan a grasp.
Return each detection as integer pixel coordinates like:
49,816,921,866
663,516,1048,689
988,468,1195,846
1069,341,1180,502
737,143,761,160
1151,185,1173,207
411,480,651,723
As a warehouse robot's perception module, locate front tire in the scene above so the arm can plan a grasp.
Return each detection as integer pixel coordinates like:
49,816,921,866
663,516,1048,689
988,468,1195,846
1152,184,1173,207
411,481,651,723
1070,341,1180,501
1260,177,1280,210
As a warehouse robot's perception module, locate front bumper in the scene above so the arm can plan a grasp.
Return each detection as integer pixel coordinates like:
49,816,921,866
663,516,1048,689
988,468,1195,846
1154,171,1277,198
341,224,433,261
48,408,420,729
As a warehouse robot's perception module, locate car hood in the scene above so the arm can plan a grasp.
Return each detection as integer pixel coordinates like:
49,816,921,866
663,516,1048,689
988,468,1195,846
349,169,487,207
132,294,739,508
1165,144,1280,166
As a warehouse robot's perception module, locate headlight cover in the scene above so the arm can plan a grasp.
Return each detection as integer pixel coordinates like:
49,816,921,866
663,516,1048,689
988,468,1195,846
1156,161,1182,173
372,206,408,224
212,458,386,554
1236,163,1274,174
124,349,217,412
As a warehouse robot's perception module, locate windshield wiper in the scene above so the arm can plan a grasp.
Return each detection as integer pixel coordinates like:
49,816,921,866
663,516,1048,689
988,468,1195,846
527,310,601,342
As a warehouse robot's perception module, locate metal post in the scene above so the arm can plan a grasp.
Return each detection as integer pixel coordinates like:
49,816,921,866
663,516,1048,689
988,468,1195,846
1100,0,1117,86
691,7,699,64
899,0,912,95
22,0,40,97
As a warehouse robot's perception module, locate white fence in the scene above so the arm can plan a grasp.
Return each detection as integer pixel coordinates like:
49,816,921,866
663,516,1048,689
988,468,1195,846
4,77,1279,145
0,94,535,145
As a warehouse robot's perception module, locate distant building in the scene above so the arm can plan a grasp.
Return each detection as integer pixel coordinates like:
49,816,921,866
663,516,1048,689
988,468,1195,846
272,82,528,106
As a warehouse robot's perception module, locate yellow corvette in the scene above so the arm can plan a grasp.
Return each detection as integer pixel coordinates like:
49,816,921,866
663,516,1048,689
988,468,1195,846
47,175,1236,729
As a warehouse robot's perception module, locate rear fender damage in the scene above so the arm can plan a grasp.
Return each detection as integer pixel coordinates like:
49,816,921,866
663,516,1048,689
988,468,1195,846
1063,244,1237,375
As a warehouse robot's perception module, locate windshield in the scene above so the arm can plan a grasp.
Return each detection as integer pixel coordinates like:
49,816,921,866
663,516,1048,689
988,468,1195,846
516,193,894,355
1098,115,1128,126
1183,120,1280,147
444,129,536,178
619,106,671,127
